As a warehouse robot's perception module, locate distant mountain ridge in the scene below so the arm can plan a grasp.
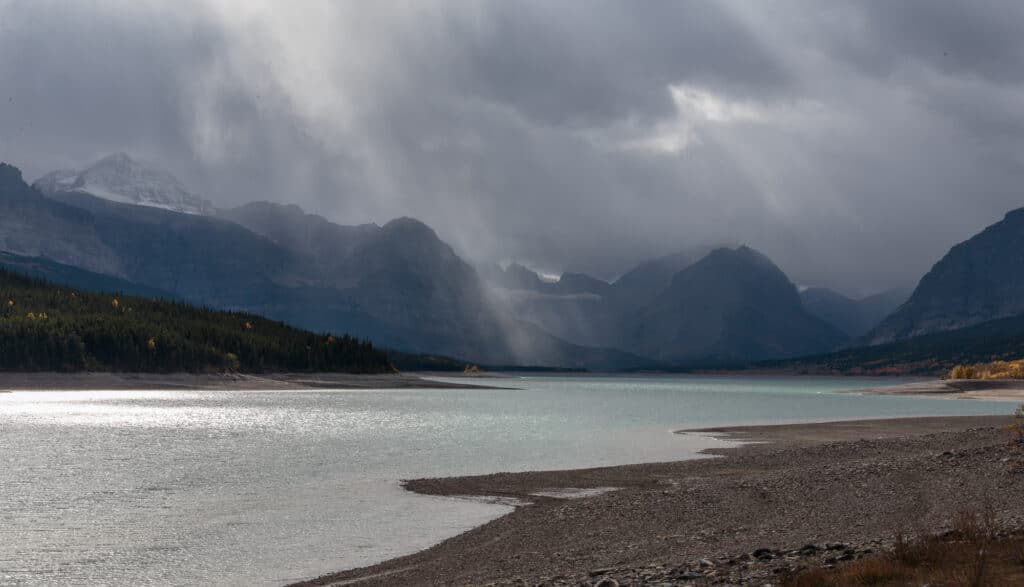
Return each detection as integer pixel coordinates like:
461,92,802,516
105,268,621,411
623,246,847,362
34,153,214,215
488,244,849,363
800,287,909,337
479,262,610,296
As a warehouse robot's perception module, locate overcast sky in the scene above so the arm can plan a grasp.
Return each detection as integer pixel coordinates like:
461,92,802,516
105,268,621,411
2,1,1023,295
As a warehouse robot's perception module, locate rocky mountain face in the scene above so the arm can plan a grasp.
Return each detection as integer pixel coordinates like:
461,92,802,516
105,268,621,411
800,287,909,337
869,208,1024,344
34,153,214,215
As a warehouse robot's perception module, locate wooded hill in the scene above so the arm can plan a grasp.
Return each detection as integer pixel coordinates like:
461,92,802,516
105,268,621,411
756,313,1024,376
0,269,392,373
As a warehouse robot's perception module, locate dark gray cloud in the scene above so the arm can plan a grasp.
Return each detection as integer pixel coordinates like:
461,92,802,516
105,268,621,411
1,1,1023,296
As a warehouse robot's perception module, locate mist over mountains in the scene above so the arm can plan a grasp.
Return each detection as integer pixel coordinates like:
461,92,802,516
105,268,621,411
2,158,646,368
2,153,1023,370
35,153,215,216
8,2,1024,300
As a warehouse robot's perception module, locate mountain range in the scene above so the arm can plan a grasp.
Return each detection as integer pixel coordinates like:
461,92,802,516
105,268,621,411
4,159,644,368
3,152,1022,370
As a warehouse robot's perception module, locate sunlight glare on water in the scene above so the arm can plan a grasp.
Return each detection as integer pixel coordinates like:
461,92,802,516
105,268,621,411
0,375,1014,585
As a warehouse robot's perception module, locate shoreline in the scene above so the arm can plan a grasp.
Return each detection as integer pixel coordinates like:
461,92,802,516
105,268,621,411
0,371,508,392
846,378,1024,401
292,413,1022,586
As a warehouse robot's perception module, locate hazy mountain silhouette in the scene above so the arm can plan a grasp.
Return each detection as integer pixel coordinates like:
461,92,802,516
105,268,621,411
800,287,909,337
623,247,847,363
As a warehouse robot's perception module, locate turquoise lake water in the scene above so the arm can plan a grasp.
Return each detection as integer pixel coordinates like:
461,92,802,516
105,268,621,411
0,375,1016,585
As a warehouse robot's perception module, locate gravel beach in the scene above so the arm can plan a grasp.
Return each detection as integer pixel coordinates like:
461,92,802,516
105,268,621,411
291,414,1024,586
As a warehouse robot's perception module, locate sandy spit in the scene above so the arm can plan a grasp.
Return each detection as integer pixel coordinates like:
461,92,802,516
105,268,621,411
848,378,1024,401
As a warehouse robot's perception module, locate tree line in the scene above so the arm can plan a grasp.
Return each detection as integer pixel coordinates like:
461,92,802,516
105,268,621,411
0,269,393,373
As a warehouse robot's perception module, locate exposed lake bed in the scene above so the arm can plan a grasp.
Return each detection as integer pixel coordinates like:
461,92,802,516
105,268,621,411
307,415,1022,586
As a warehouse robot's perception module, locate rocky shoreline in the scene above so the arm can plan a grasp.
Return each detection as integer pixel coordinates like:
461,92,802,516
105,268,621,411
491,525,1024,586
292,415,1024,587
490,541,883,586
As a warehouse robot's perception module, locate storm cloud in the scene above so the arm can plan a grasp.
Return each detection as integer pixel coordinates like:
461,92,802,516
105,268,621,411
2,0,1023,295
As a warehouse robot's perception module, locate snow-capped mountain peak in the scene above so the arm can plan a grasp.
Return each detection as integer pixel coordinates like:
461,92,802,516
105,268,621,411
33,153,214,215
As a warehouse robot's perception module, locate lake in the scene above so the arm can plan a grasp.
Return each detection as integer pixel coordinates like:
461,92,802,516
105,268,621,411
0,375,1015,585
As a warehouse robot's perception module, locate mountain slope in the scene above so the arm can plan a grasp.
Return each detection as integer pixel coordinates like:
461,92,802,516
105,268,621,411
625,247,848,363
605,247,718,308
800,288,863,336
220,203,495,351
34,153,214,215
800,287,909,337
869,208,1024,343
761,312,1024,376
46,190,307,303
0,251,178,301
0,163,124,276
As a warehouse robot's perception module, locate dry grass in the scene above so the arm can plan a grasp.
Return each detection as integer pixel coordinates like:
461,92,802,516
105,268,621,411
783,510,1024,587
1010,404,1024,473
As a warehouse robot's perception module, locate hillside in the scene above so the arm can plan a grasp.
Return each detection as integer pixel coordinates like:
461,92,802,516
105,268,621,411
0,269,391,373
759,312,1024,376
